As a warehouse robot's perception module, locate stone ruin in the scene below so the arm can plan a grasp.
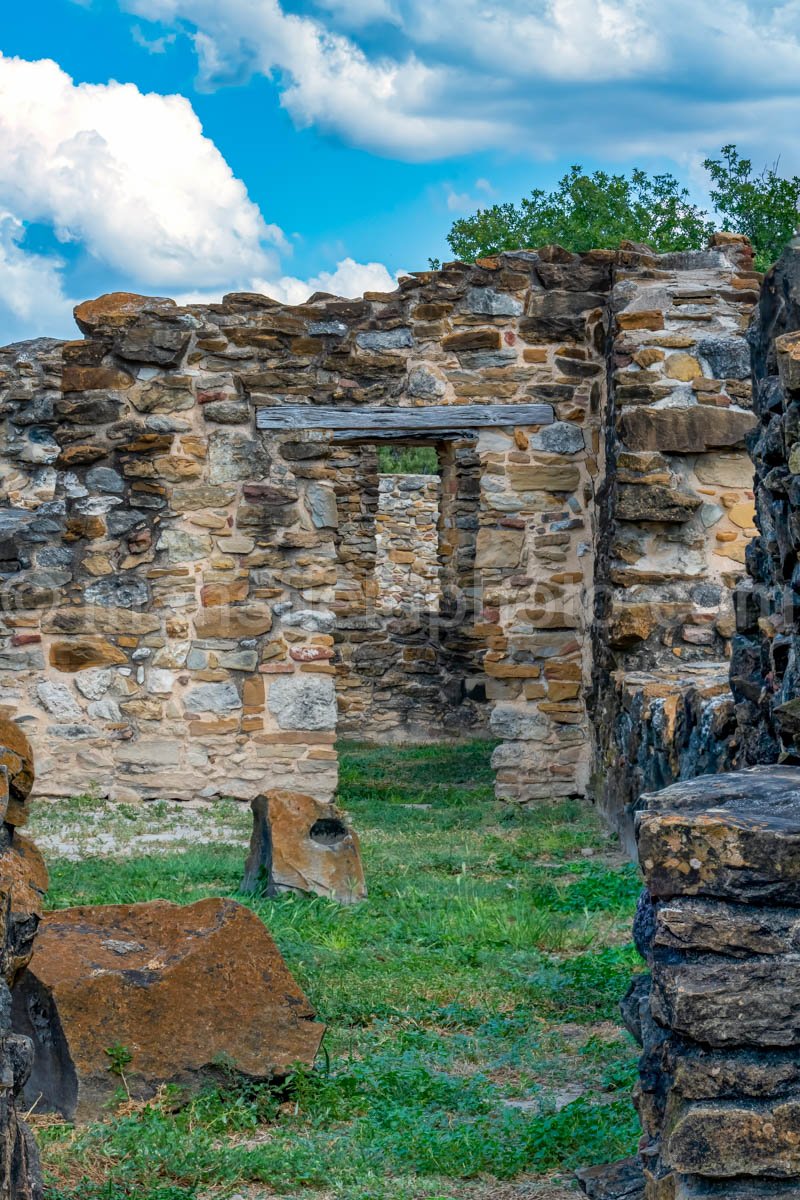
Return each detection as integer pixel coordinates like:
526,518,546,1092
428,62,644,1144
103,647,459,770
0,234,761,858
8,232,800,1195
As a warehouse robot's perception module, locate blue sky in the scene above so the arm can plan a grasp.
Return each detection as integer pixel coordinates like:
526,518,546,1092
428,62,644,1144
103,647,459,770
2,0,800,344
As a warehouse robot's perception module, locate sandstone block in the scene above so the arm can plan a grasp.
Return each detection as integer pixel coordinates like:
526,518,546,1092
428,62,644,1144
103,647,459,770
12,899,325,1122
636,767,800,903
242,791,366,903
664,1095,800,1178
619,407,756,453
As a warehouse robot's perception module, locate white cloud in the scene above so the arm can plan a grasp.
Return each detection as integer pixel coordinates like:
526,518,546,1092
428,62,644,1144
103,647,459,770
0,51,285,289
0,52,399,345
116,0,800,166
0,214,78,341
176,256,398,307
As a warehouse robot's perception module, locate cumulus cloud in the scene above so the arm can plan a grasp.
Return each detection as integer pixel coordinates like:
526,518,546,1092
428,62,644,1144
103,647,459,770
0,51,399,344
0,51,284,289
117,0,800,165
0,214,79,342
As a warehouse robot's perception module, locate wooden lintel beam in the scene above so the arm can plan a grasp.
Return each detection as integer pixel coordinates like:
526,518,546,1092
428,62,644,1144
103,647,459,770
255,402,554,436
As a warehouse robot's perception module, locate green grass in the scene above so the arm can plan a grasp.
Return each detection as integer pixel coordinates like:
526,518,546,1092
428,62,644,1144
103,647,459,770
39,740,642,1200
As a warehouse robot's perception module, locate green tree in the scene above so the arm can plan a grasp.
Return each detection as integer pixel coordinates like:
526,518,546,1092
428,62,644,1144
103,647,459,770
445,164,713,263
703,144,800,272
444,148,800,271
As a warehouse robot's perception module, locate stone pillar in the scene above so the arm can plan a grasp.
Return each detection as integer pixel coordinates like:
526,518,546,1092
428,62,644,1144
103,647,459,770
627,767,800,1198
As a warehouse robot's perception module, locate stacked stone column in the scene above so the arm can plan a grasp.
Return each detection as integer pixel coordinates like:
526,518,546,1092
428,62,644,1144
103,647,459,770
627,767,800,1198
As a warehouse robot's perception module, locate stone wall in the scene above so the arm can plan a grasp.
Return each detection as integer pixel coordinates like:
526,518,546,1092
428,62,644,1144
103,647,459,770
0,241,760,808
593,235,760,834
0,259,605,804
731,240,800,766
375,473,441,615
621,767,800,1199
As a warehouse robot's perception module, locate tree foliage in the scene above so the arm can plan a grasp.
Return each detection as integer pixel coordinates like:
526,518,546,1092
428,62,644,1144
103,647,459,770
703,145,800,272
444,148,800,272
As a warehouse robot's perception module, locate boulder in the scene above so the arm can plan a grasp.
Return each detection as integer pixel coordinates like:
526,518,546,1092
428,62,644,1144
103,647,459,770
12,899,325,1122
0,721,46,1199
242,791,366,904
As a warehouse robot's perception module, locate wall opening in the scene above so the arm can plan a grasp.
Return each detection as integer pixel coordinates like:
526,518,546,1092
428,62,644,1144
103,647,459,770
332,437,491,744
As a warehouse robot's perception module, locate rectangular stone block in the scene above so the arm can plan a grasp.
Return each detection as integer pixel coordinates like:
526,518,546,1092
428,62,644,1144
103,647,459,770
652,956,800,1047
663,1095,800,1179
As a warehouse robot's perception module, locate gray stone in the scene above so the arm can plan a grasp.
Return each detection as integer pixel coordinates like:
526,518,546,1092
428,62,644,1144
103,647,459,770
464,287,524,317
531,422,585,455
84,576,150,609
36,681,82,720
489,704,548,740
74,670,113,700
356,329,413,351
183,682,242,714
85,467,125,494
0,647,44,671
157,530,213,562
47,724,97,740
306,483,338,529
698,336,751,380
207,431,270,483
201,401,250,424
309,320,347,336
280,609,336,634
87,697,122,722
268,675,337,731
216,650,259,672
407,367,446,398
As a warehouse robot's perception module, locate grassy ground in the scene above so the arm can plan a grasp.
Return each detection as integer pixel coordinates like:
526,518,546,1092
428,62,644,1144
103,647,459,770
31,740,643,1200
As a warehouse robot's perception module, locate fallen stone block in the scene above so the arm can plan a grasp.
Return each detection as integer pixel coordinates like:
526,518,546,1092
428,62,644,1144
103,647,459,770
12,898,325,1122
242,790,366,904
575,1157,645,1198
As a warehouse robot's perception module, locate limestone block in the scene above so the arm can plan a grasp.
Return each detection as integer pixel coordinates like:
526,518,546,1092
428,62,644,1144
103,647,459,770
475,528,525,569
268,675,337,731
12,899,325,1122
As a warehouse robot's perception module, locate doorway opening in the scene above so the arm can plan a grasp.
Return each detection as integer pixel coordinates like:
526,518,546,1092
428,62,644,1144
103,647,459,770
331,437,491,743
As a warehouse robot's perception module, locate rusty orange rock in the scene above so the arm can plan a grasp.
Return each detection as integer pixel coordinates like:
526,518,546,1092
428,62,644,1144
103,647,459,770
243,791,366,904
12,898,325,1122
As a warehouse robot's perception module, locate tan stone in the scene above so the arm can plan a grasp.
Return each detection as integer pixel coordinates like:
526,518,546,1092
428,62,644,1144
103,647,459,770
14,899,324,1122
728,501,756,529
243,791,366,904
694,452,753,488
194,604,273,639
74,292,175,332
664,353,702,381
61,365,134,392
475,528,525,569
49,639,127,672
618,310,665,331
120,697,164,720
507,464,581,491
200,581,250,606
